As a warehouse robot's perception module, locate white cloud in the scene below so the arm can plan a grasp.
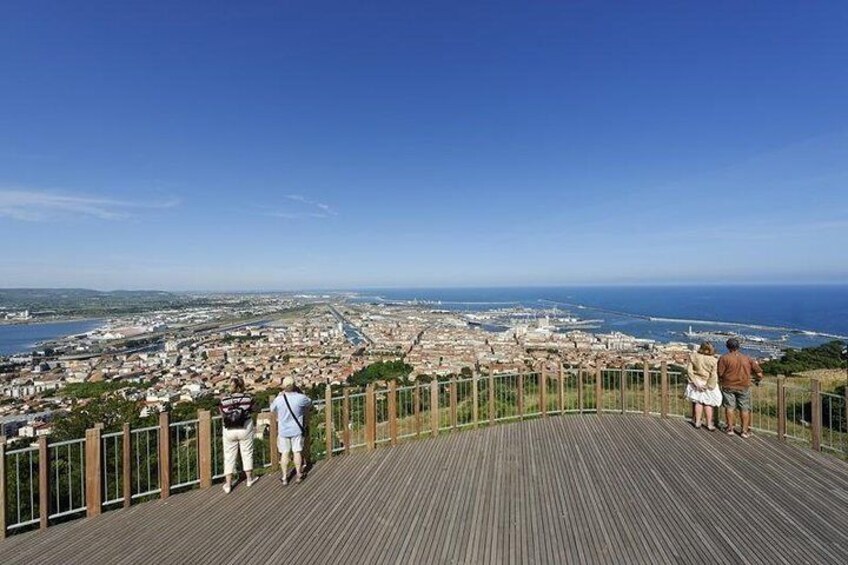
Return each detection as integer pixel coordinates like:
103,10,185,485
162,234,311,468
0,188,179,221
267,194,338,219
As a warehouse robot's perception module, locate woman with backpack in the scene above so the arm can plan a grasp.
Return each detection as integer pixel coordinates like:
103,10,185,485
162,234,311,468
219,376,257,493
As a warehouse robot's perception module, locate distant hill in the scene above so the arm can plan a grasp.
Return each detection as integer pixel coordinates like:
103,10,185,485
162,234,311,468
0,288,198,317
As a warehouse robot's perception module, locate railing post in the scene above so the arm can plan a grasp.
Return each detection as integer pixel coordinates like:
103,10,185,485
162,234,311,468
38,435,49,528
518,373,525,420
661,361,669,418
365,384,376,450
325,386,334,457
844,381,848,459
388,381,398,446
198,410,212,489
811,378,822,452
269,412,279,469
620,365,626,415
84,426,102,518
776,376,786,441
540,364,547,417
595,366,603,415
577,364,584,413
558,361,565,414
0,436,7,539
158,411,170,498
488,369,495,424
472,371,479,426
643,361,650,416
449,378,458,429
122,423,131,508
430,380,439,437
342,389,351,453
414,384,421,437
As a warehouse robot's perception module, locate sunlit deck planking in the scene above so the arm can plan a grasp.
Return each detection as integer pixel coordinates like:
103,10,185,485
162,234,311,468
1,415,848,564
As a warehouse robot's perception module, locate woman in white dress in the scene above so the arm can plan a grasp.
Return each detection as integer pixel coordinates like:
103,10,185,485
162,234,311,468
685,342,721,430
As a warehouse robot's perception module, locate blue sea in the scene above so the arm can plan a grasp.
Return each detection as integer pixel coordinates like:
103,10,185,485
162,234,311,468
353,285,848,349
0,319,103,357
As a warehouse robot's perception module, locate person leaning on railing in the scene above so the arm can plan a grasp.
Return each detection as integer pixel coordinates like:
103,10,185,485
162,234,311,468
718,338,764,439
219,376,258,493
685,342,722,430
270,376,313,485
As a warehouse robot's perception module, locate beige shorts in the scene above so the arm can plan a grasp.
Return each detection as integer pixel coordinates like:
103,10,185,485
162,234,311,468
277,435,304,454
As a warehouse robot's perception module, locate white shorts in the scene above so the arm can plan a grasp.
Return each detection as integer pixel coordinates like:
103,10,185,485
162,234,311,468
278,435,304,454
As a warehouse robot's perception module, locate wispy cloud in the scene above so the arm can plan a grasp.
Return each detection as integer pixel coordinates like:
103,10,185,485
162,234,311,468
0,188,179,221
265,194,338,220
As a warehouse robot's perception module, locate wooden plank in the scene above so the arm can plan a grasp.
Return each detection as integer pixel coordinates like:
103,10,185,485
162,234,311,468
661,361,669,418
643,360,650,416
811,379,822,452
342,389,351,453
84,427,101,518
777,376,786,440
365,384,376,450
430,380,439,437
472,371,479,426
449,379,457,429
325,387,334,457
0,436,6,539
158,411,170,498
388,381,398,446
197,410,212,489
595,366,602,415
38,435,49,529
122,423,131,508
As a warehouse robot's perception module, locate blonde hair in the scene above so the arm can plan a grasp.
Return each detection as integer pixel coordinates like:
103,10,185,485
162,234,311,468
229,377,245,393
697,342,715,356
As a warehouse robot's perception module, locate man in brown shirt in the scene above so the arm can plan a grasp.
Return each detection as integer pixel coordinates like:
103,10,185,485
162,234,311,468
717,337,764,438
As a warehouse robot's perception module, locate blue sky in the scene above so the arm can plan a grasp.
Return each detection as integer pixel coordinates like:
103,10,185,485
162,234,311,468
1,1,847,290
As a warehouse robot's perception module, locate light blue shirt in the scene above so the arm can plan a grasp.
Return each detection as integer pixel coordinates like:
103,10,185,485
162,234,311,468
270,391,313,438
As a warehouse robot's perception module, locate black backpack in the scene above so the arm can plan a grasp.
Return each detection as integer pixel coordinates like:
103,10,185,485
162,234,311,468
223,406,248,429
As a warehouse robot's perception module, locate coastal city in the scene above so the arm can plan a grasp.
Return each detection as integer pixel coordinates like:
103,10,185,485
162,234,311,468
0,295,712,444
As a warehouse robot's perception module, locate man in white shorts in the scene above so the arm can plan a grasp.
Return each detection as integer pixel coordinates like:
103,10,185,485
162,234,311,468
270,376,313,484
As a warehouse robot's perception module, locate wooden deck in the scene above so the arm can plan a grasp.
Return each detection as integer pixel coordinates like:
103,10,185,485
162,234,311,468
2,415,848,564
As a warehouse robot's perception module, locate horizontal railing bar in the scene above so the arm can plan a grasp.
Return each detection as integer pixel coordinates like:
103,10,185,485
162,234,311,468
6,445,39,456
101,431,123,439
169,419,199,427
6,518,42,530
49,507,88,520
49,438,87,448
103,497,126,506
170,480,201,490
132,425,160,434
131,489,162,500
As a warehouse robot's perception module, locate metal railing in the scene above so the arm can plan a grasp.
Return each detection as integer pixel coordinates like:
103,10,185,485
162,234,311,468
3,363,846,539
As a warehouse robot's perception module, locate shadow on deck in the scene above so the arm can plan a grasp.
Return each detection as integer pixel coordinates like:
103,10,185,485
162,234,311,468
1,415,847,564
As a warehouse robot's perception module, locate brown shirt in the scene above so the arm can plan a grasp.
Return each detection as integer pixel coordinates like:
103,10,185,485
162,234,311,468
717,351,763,391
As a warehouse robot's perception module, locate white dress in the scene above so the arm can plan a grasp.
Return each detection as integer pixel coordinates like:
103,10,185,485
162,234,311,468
685,352,722,407
685,383,722,407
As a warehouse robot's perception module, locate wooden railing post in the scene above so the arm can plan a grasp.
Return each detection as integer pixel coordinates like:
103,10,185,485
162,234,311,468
518,373,525,420
811,378,822,452
39,435,49,528
430,380,439,437
844,381,848,459
776,376,786,441
577,364,584,413
620,365,627,415
86,424,104,516
388,381,398,446
198,410,212,489
269,412,279,469
661,361,669,418
158,411,170,498
540,364,547,417
414,384,421,436
595,366,603,415
342,389,351,454
365,384,376,450
472,371,479,426
488,369,495,424
325,387,334,457
558,361,565,414
0,436,6,539
643,361,650,416
449,378,458,429
122,423,131,508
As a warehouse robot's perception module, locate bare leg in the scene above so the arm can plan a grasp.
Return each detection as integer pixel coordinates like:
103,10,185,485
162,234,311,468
293,451,304,479
693,403,704,427
280,450,291,483
741,411,751,436
725,408,735,434
705,405,714,429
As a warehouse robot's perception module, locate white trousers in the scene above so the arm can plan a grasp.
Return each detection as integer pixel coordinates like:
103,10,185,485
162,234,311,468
223,424,254,475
